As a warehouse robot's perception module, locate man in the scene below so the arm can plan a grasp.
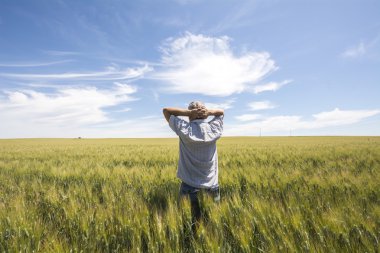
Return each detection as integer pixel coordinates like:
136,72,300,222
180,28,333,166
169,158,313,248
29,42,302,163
163,101,224,232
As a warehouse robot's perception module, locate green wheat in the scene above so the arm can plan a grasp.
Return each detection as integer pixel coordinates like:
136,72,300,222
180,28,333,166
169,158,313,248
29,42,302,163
0,137,379,252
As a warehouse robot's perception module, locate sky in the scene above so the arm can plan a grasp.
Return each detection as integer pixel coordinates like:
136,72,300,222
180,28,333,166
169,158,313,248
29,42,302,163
0,0,379,138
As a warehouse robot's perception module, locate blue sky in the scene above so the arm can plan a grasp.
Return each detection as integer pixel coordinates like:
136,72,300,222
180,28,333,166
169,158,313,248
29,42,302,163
0,0,379,138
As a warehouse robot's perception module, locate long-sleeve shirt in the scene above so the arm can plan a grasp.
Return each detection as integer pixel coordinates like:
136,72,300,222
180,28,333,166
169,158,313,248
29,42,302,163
169,114,224,188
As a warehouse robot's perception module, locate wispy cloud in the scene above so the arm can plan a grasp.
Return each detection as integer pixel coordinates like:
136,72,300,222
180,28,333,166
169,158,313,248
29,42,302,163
0,115,170,138
209,1,257,34
205,99,235,110
152,90,160,102
0,60,73,67
342,42,366,58
43,50,81,56
252,80,292,94
152,32,277,96
113,108,131,113
226,108,380,135
0,65,152,81
235,114,261,122
341,36,380,58
248,101,276,111
312,108,379,125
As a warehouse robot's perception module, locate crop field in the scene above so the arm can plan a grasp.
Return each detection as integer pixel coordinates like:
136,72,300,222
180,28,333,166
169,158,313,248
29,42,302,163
0,137,379,252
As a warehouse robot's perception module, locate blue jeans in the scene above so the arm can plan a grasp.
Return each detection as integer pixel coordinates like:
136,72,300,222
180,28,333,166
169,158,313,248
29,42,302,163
179,182,220,233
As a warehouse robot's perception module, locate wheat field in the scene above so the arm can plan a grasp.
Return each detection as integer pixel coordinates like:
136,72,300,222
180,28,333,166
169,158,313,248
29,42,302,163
0,137,379,252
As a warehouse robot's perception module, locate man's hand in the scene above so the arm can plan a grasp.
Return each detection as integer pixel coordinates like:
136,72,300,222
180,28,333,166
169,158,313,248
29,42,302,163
207,108,224,117
190,106,208,119
163,107,192,122
163,106,223,122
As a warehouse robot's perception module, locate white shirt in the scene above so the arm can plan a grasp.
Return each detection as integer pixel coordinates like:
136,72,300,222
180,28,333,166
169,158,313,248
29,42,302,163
169,115,224,188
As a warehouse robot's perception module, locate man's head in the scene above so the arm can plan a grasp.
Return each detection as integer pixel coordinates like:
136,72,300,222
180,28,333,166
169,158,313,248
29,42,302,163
188,101,207,121
188,101,204,110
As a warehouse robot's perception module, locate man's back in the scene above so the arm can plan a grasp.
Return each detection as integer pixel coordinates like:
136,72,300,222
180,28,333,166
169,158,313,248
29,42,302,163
169,115,223,188
163,102,224,233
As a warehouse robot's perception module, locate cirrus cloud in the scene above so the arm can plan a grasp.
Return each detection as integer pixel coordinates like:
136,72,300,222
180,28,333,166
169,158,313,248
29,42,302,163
252,80,292,94
342,42,366,58
204,99,235,110
0,65,152,81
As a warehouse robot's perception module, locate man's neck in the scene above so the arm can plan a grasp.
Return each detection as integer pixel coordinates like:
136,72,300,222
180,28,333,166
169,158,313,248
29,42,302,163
191,118,208,123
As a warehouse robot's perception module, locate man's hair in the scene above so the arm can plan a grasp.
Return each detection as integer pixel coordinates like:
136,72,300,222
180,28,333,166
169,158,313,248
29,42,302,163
188,101,205,110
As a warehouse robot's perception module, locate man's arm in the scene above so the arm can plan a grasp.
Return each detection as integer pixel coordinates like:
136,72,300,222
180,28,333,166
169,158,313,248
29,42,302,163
163,107,196,122
162,107,224,122
207,109,224,117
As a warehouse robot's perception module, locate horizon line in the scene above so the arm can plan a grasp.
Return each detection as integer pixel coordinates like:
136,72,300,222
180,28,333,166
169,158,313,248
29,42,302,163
1,135,379,140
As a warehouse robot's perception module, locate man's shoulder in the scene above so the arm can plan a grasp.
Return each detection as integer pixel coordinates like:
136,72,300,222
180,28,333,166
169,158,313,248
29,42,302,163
169,115,190,135
209,115,223,126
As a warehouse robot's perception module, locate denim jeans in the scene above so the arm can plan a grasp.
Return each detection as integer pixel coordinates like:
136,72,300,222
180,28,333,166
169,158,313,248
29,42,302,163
178,181,220,233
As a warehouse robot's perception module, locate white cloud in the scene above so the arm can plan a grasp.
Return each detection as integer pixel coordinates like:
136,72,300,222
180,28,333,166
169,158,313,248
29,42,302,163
113,82,138,94
114,108,131,112
204,99,235,110
235,114,261,122
226,108,380,135
153,32,277,96
312,108,379,126
0,64,152,81
152,90,160,102
341,35,380,59
248,101,276,111
0,80,172,138
342,42,366,58
0,116,171,138
252,80,292,94
79,117,171,138
0,83,137,132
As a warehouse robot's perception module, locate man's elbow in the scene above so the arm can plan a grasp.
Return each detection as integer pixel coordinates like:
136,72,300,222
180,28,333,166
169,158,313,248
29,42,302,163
163,108,171,122
163,107,172,116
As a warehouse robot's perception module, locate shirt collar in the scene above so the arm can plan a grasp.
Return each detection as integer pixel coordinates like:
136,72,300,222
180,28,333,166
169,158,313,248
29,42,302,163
191,118,208,123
